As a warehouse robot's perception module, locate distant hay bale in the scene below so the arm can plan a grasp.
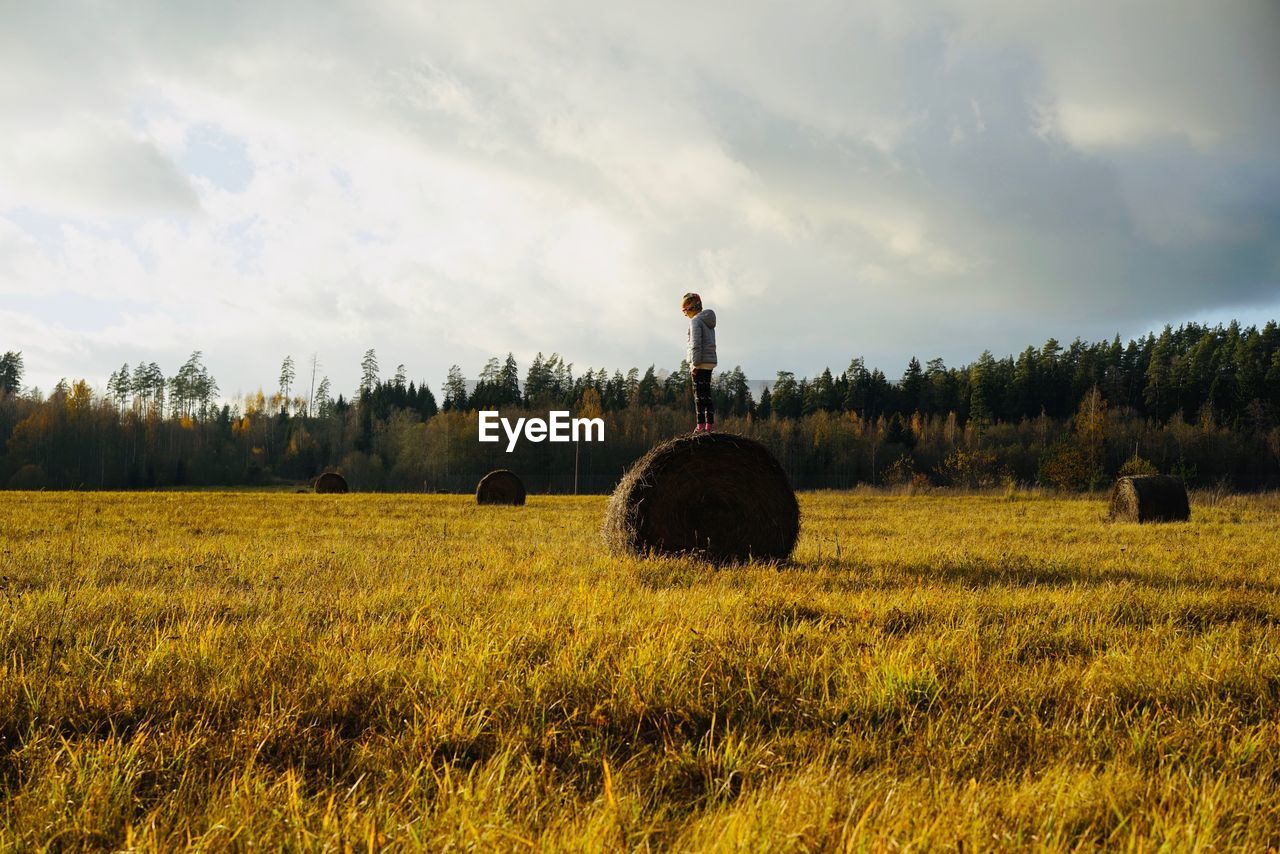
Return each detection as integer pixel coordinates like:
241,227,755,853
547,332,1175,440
1108,475,1190,523
476,469,526,506
314,472,349,494
603,432,800,564
7,464,48,491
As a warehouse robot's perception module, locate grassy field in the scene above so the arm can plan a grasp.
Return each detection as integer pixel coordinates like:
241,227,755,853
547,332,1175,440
1,490,1279,850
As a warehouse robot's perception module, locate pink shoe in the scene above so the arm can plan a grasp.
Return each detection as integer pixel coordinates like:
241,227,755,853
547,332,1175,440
693,424,705,434
704,423,714,432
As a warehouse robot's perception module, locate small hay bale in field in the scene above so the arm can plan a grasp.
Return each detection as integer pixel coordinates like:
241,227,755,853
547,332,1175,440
314,472,349,494
603,432,800,564
476,469,526,505
1108,475,1190,523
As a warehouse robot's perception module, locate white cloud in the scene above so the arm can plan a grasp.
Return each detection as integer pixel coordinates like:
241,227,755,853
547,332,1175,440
0,116,199,215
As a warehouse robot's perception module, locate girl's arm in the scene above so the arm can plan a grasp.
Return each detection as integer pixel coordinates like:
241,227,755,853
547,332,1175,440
690,317,703,364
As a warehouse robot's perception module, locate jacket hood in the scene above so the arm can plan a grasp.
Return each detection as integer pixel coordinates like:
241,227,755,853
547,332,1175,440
695,309,716,328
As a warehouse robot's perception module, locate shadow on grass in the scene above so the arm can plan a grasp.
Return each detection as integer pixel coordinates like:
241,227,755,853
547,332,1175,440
788,554,1280,596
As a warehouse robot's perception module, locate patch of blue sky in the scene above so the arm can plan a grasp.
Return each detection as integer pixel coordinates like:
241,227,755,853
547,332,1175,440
1,208,151,255
1,207,67,245
1,209,199,277
223,215,264,275
177,124,254,193
353,229,387,246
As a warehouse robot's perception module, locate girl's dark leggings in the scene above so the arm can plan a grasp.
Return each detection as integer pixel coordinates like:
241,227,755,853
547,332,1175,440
692,368,714,426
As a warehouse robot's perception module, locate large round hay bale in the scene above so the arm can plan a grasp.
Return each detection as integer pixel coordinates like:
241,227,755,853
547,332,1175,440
603,432,800,563
1108,475,1189,523
314,472,349,494
476,469,526,505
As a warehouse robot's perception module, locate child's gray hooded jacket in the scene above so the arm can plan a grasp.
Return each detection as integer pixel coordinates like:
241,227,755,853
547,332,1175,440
687,310,717,369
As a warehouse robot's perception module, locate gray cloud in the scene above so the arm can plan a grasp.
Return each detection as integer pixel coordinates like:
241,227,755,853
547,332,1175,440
1,0,1276,395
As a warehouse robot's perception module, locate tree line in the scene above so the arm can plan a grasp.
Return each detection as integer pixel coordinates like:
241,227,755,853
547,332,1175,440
1,319,1279,492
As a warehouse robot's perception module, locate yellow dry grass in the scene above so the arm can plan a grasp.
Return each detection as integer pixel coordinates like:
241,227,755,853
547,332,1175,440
1,490,1278,850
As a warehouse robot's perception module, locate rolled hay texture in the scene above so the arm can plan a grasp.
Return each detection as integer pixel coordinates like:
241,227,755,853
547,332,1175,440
476,469,526,505
1108,475,1190,523
603,432,800,563
314,472,349,494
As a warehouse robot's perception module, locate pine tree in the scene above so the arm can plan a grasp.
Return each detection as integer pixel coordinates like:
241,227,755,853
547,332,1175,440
663,360,690,406
806,367,837,413
771,372,802,419
925,357,953,414
624,368,640,403
315,376,333,417
417,383,438,418
969,351,997,426
499,353,521,406
1266,350,1280,409
525,353,548,405
1039,338,1065,417
867,369,891,419
552,356,573,403
900,357,924,414
108,363,130,413
1011,347,1038,419
842,357,866,413
278,356,296,412
443,365,468,411
884,413,915,449
360,349,379,395
473,357,503,408
757,385,772,419
635,366,659,408
1144,326,1173,420
0,351,24,395
721,367,752,416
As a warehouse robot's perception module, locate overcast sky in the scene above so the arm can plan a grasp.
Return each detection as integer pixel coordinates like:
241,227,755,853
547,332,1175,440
2,1,1277,398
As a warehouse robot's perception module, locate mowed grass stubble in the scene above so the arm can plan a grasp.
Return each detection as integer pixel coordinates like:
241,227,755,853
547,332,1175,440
1,490,1278,849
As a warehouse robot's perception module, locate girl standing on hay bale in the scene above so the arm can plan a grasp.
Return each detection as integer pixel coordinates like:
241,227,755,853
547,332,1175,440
682,292,717,433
